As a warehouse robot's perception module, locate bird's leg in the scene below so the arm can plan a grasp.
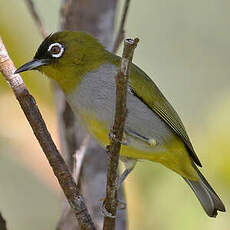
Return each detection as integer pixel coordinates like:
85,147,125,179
118,157,137,189
118,168,133,188
112,158,136,211
109,129,128,145
101,157,136,216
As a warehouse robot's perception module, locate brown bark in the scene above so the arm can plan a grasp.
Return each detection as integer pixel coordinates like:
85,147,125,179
56,0,127,229
0,212,7,230
103,38,139,230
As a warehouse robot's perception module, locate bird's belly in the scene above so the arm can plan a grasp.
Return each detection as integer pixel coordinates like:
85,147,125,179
66,100,196,180
75,109,183,162
80,113,196,179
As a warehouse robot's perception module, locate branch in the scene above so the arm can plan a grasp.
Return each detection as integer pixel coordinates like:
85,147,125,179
112,0,131,53
0,213,7,230
73,136,90,182
57,1,128,229
24,0,48,38
103,38,139,230
0,37,95,230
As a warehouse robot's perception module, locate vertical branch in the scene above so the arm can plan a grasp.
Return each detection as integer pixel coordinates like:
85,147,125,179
103,38,139,230
56,1,128,230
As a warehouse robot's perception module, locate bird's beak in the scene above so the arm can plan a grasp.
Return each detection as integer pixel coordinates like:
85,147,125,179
14,59,48,74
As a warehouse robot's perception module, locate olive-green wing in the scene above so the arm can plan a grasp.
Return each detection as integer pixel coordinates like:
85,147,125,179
129,63,202,167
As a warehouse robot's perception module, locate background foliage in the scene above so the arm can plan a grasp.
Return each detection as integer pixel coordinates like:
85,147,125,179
0,0,229,229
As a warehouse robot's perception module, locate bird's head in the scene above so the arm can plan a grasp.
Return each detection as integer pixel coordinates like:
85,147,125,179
15,31,109,92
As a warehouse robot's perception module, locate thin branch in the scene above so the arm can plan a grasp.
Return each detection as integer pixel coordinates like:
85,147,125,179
112,0,131,53
0,37,96,230
0,212,7,230
24,0,48,38
74,135,90,183
56,136,89,230
103,37,139,230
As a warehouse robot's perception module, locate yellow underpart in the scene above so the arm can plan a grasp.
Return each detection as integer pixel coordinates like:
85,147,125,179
81,112,198,181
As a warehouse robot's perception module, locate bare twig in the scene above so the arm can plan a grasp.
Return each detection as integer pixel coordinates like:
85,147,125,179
0,37,96,230
74,135,90,182
103,38,139,230
112,0,131,53
24,0,48,38
0,212,7,230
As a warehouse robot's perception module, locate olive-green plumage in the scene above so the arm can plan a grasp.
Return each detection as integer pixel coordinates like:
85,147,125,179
15,31,225,217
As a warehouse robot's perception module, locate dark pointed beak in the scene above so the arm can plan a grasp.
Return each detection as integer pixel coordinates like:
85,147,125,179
14,59,48,74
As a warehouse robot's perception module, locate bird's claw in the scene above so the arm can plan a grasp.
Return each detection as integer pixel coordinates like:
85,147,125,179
101,202,116,218
108,130,128,145
99,198,127,218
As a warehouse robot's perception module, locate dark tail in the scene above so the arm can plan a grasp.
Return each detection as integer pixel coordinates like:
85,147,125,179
184,164,225,217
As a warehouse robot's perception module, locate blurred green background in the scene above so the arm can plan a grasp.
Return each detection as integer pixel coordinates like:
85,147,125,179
0,0,230,229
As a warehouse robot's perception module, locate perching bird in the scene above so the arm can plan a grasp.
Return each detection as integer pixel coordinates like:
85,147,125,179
15,31,225,217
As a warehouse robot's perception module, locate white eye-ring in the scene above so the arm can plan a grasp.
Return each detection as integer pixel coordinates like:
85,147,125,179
48,43,64,58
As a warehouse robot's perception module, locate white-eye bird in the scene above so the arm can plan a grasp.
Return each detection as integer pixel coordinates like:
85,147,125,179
15,31,225,217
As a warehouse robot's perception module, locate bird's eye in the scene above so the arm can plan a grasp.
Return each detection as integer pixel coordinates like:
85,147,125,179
48,43,64,58
51,46,60,54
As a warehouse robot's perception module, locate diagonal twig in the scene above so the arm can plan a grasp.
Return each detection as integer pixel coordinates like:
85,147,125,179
112,0,131,53
24,0,48,38
103,37,139,230
0,37,96,230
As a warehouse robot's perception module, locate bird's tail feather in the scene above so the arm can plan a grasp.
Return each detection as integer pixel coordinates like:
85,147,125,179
184,164,225,217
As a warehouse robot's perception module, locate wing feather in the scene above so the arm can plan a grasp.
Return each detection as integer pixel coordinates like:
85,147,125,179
129,63,202,167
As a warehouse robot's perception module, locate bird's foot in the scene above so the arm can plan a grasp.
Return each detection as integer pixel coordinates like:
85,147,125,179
108,130,128,145
101,203,116,218
101,199,127,218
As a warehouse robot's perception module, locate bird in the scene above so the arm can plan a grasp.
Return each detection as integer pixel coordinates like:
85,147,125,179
15,31,225,217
